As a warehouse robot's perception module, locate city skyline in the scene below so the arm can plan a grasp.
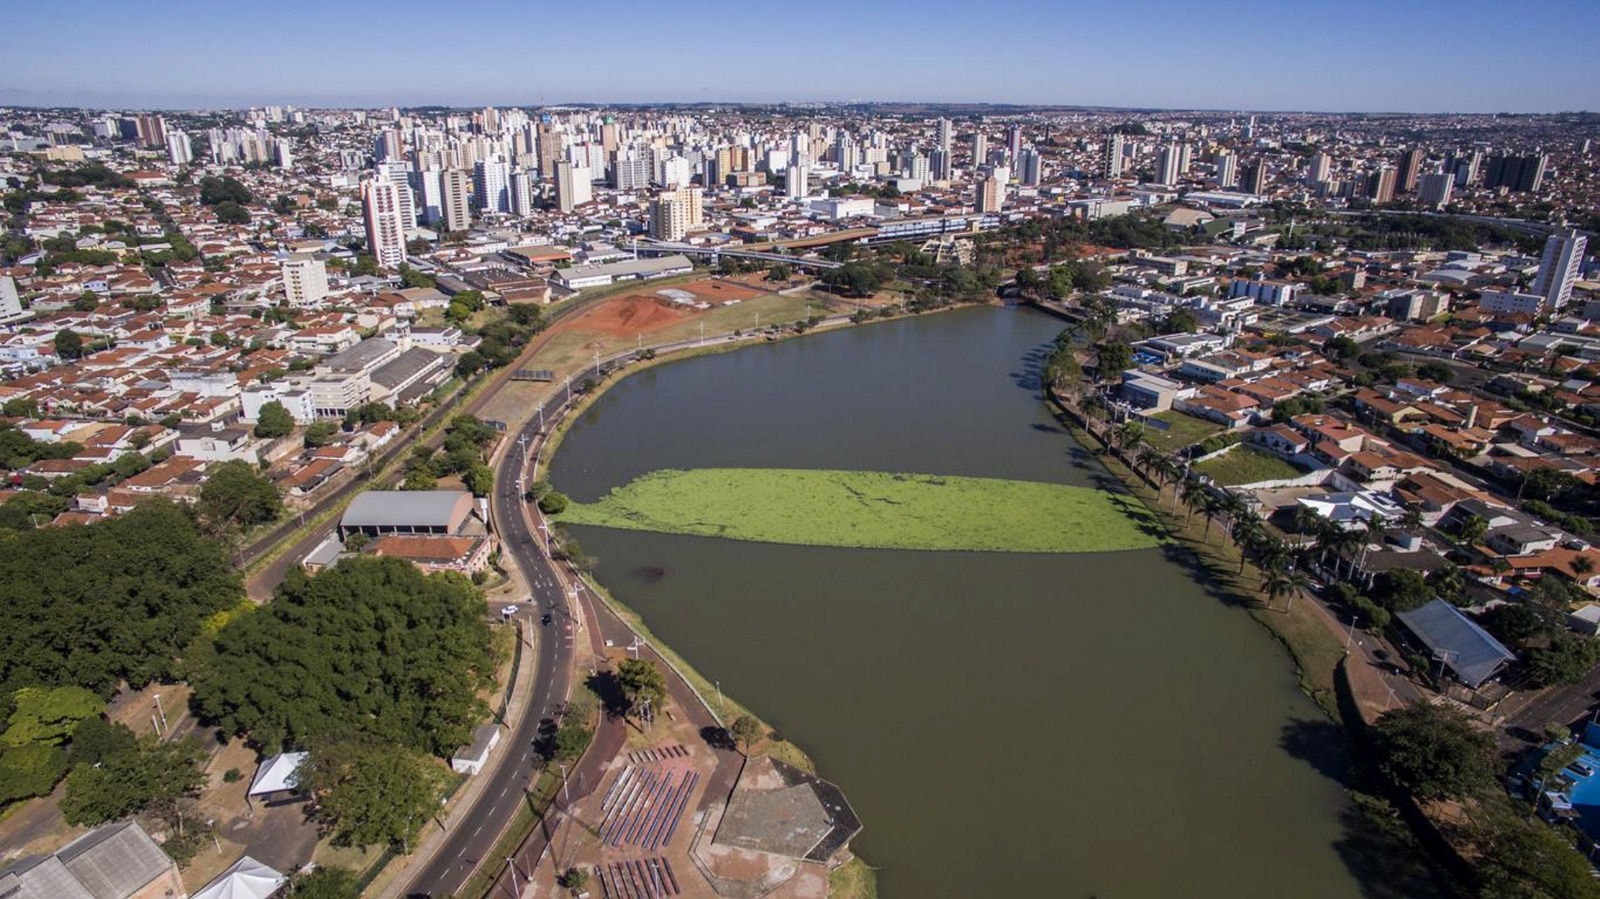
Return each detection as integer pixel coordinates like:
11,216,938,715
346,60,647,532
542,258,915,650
4,0,1598,113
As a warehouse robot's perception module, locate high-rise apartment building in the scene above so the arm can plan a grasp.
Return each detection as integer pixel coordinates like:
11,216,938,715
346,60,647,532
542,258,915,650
1018,148,1042,187
972,132,988,166
785,162,809,199
1103,133,1126,179
1006,125,1023,164
1306,152,1332,186
1242,159,1268,195
1366,167,1397,204
361,177,408,270
1418,172,1454,209
555,162,591,212
1214,151,1237,188
440,169,472,232
1397,147,1425,193
536,120,562,178
166,131,192,166
934,119,953,180
975,176,1003,213
509,168,536,217
1484,153,1547,193
1155,144,1184,185
1532,230,1588,312
473,158,510,213
411,169,444,225
648,187,704,241
281,255,329,306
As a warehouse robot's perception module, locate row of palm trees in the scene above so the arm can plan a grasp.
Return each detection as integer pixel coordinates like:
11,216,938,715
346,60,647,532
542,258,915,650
1103,420,1320,612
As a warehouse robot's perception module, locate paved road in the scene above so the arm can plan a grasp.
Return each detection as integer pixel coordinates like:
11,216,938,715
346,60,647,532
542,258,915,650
396,395,578,899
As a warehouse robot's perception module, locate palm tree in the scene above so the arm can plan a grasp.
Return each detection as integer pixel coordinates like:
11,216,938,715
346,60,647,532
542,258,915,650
1199,493,1223,544
1262,566,1313,613
1254,537,1292,577
1573,556,1595,580
1316,525,1363,580
1399,506,1425,532
1179,478,1206,525
1152,456,1181,508
1231,513,1265,573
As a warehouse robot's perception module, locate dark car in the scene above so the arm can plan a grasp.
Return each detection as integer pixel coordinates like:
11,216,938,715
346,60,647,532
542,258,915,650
540,612,553,626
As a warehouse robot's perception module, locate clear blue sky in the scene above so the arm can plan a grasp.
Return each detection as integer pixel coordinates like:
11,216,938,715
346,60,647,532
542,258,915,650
3,0,1596,112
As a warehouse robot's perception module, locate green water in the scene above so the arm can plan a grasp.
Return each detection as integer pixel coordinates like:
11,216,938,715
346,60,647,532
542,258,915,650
549,306,1379,898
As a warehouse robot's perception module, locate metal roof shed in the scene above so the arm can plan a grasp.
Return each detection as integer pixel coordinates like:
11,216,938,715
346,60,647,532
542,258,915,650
1397,599,1517,688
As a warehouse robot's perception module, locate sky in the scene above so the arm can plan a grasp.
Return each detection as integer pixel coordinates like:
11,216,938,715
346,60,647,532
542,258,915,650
2,0,1597,113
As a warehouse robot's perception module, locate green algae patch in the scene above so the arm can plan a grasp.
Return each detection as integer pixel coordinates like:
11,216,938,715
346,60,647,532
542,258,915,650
557,468,1164,553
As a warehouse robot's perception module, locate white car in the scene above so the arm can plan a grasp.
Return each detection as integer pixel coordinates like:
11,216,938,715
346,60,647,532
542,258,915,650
500,604,520,618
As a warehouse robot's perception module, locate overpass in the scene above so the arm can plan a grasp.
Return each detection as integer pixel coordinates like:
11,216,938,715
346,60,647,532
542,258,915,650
629,238,842,272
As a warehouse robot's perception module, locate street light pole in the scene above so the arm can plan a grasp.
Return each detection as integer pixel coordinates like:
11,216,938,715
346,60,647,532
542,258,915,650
558,762,570,804
505,856,519,897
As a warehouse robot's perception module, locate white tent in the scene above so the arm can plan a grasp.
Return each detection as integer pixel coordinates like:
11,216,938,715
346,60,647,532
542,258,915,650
191,856,286,899
247,751,308,798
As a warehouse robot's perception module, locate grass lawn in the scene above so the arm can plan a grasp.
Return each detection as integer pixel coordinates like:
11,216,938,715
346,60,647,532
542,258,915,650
1141,410,1224,453
558,468,1164,553
1192,447,1303,486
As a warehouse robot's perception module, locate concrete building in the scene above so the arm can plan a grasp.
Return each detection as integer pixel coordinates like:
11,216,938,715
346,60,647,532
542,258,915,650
1306,152,1331,186
1103,133,1126,179
0,275,28,323
1155,143,1184,185
165,130,192,166
361,176,407,269
785,161,809,199
1397,147,1425,193
1214,151,1237,189
1533,229,1588,313
975,176,1004,213
340,489,477,540
509,167,536,217
1018,148,1042,186
1242,159,1268,195
441,168,472,232
282,254,329,306
555,161,591,212
1418,171,1454,209
474,157,510,213
648,187,702,241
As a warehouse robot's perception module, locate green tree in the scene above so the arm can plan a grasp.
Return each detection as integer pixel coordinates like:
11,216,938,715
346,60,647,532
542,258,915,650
1527,633,1600,687
1161,308,1199,334
1371,702,1495,802
730,715,761,753
1095,341,1134,379
0,743,68,803
213,201,251,225
352,254,380,277
1,397,38,418
287,866,361,898
254,401,295,438
538,491,569,515
60,735,206,826
0,686,103,747
397,265,435,289
304,420,339,448
72,292,100,313
191,556,492,755
1475,808,1600,899
296,735,448,850
616,659,667,724
54,329,85,360
198,460,284,529
66,717,137,767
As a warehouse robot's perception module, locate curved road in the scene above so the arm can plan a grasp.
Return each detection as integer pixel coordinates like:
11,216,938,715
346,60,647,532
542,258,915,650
395,320,848,897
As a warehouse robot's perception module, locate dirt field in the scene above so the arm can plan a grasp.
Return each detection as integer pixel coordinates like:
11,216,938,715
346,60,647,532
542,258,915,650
563,295,694,339
678,279,765,302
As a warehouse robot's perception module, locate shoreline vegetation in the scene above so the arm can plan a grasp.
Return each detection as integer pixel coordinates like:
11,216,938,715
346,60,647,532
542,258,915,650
557,467,1165,554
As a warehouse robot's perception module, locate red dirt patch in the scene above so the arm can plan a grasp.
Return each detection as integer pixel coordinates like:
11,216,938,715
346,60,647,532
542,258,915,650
680,278,764,301
565,295,694,338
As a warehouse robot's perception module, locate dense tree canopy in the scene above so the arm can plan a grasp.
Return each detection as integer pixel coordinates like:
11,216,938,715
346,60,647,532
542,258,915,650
1371,702,1495,802
197,460,284,530
60,734,206,826
295,734,448,849
0,501,242,698
254,401,295,438
197,175,253,207
192,556,493,755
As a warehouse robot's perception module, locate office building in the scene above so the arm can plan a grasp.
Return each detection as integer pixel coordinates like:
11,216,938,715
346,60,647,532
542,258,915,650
473,158,510,213
361,177,408,270
555,161,591,212
440,169,472,232
1397,147,1425,193
1418,172,1454,209
282,255,330,306
1104,133,1126,179
1532,230,1588,312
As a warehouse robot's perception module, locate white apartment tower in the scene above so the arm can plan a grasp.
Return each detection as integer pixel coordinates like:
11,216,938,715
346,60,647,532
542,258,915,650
1533,230,1588,312
166,130,192,166
648,187,703,241
785,162,809,199
1103,134,1126,179
555,162,591,212
282,255,329,306
474,158,511,213
509,168,536,217
361,177,407,270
